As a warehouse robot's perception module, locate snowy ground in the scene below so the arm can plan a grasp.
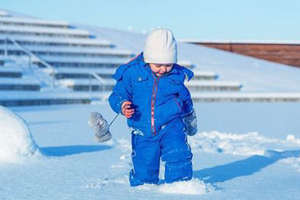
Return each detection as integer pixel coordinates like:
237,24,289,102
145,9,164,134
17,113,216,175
1,102,300,200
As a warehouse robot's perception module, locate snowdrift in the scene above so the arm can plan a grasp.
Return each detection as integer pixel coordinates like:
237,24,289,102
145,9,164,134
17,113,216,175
0,106,40,163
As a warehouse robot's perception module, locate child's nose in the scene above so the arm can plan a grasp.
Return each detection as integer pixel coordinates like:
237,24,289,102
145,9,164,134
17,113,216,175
160,67,167,73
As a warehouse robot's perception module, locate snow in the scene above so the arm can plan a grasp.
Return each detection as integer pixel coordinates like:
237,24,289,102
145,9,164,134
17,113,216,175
191,92,300,102
55,67,116,74
186,80,241,87
179,38,300,45
0,106,40,163
177,42,300,92
1,10,300,200
83,26,300,93
0,16,69,26
0,24,90,36
0,77,40,84
138,179,214,195
0,91,107,101
0,66,22,72
0,103,299,199
189,131,300,156
0,10,8,16
193,71,217,77
39,54,130,64
0,35,112,46
57,78,115,86
0,44,133,56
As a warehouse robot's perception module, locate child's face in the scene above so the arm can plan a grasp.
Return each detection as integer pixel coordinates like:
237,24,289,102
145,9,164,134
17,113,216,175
149,63,173,77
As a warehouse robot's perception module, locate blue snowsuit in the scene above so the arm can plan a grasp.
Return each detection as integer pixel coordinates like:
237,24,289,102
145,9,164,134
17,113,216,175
109,53,194,186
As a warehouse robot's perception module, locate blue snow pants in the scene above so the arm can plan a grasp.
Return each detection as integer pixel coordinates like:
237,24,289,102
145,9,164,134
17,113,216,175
129,118,193,186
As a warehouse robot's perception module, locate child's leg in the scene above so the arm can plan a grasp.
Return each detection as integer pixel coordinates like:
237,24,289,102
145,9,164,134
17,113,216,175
129,134,160,186
160,119,193,183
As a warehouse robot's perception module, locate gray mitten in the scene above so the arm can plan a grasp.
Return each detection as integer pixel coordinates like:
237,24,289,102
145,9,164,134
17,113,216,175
88,112,112,142
183,110,197,136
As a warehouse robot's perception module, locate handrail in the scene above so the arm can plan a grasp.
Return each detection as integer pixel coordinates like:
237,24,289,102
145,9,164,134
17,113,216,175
6,37,56,74
87,72,108,96
5,37,57,88
90,72,107,84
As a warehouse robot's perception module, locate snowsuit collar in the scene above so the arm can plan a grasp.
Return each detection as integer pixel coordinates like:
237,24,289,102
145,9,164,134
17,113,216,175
113,52,194,81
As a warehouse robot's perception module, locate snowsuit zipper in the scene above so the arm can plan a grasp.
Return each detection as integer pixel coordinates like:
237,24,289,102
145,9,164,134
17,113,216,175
151,76,159,135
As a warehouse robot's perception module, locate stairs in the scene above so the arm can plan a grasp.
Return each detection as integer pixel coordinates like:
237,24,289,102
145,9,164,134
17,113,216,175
1,9,299,106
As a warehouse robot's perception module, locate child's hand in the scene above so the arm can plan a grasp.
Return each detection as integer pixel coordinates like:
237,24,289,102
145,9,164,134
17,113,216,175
121,101,135,118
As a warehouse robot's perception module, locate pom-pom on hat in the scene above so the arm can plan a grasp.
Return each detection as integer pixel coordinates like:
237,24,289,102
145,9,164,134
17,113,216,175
144,28,177,64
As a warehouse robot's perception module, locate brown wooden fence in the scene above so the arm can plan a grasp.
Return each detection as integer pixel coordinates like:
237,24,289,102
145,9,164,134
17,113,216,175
186,42,300,68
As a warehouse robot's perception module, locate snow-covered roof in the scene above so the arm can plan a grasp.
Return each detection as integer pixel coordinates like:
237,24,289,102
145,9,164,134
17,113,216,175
55,67,116,75
0,10,8,16
0,66,22,72
193,71,217,77
0,35,112,46
0,16,69,27
0,77,40,84
41,55,130,64
191,92,300,102
178,60,194,67
57,78,115,86
0,44,134,56
0,24,90,37
0,91,103,100
186,80,242,87
83,26,300,93
78,25,146,53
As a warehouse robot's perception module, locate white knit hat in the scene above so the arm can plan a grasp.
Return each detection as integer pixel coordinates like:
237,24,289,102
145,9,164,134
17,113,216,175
144,28,177,64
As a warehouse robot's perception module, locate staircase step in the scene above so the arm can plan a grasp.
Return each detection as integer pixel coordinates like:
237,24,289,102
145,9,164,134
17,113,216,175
191,92,300,102
192,71,218,80
0,71,22,78
186,80,242,91
0,91,100,106
0,78,40,91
